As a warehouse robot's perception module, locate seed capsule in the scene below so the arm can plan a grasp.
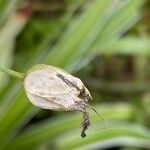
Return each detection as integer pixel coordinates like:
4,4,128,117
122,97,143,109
23,64,92,137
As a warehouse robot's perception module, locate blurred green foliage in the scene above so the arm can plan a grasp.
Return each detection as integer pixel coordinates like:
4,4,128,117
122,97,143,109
0,0,150,150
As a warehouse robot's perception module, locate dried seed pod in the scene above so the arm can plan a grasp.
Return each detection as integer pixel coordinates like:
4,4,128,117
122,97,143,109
23,64,92,137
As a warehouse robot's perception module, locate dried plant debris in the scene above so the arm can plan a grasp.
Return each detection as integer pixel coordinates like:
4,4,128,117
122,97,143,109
23,64,92,137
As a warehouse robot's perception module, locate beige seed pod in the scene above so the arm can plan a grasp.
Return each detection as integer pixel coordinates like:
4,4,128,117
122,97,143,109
23,64,92,137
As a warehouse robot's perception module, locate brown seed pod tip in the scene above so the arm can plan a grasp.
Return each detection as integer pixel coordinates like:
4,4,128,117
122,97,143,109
81,111,90,138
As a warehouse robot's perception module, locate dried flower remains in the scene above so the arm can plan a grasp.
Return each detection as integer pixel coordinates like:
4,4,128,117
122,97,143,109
23,64,92,137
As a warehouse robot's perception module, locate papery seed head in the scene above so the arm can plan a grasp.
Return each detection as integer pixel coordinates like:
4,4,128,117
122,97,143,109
23,64,92,137
23,64,92,111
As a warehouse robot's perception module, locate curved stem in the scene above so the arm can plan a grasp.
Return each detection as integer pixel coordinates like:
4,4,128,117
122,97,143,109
0,66,25,80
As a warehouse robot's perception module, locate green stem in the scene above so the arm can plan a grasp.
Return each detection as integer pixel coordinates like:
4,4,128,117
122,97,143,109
0,66,25,80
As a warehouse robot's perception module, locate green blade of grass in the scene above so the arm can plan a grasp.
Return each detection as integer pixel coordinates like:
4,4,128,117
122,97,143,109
0,0,20,26
101,36,150,56
4,104,133,150
45,0,111,67
57,125,150,150
94,0,142,45
65,1,123,72
67,0,142,72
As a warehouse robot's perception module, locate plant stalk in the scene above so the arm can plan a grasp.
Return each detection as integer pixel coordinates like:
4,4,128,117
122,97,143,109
0,66,25,80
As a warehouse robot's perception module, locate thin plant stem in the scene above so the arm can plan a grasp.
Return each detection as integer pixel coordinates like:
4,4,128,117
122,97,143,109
0,66,25,80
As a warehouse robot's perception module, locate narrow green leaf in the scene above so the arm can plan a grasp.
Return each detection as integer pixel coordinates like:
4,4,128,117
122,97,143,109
67,0,142,72
101,36,150,56
45,0,111,67
0,0,20,26
57,125,150,150
4,104,133,150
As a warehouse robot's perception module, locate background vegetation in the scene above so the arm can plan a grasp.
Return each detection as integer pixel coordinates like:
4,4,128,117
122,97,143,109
0,0,150,150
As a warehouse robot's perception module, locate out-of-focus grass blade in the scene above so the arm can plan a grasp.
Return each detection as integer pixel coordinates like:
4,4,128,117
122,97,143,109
0,0,19,26
19,0,86,69
65,1,124,72
45,0,111,67
0,11,28,91
57,125,150,150
93,0,142,45
101,36,150,56
4,104,133,150
67,0,143,72
0,90,36,148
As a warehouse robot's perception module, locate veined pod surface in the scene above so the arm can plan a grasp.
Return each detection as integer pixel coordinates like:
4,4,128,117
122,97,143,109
23,64,92,137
